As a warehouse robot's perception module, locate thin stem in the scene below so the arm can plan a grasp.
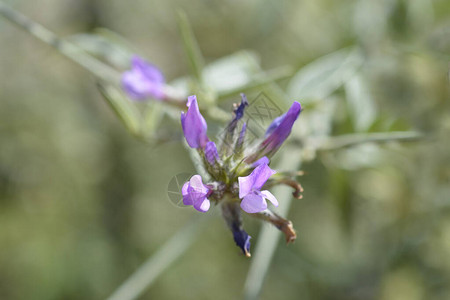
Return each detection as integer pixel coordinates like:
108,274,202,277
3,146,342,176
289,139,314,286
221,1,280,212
106,216,209,300
301,131,425,151
0,2,120,83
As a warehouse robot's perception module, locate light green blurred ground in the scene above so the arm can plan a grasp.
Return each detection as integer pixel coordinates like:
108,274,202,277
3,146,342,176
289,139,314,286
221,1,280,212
0,0,449,299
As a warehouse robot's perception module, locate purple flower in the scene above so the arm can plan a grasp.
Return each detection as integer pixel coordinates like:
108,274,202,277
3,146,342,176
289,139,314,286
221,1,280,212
238,163,278,213
205,141,220,165
121,55,165,100
181,95,209,149
182,175,211,212
260,101,302,156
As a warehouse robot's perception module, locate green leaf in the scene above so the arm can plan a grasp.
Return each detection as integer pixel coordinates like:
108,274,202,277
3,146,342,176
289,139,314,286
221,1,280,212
67,32,134,69
97,82,141,136
345,75,377,132
218,65,294,100
203,50,260,93
287,48,362,103
143,102,164,137
170,50,260,96
177,9,205,83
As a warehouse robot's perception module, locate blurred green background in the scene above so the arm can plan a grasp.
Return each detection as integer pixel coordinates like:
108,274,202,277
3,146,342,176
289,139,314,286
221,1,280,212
1,0,449,299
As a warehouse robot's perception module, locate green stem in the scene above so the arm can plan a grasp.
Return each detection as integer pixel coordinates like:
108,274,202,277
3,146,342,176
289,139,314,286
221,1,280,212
304,131,425,151
0,2,120,83
176,9,205,84
106,216,209,300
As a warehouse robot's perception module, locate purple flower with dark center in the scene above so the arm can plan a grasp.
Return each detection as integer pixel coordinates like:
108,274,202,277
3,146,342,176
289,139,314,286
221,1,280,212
182,175,211,212
181,95,209,149
121,55,165,100
205,141,220,165
238,163,278,213
259,101,302,157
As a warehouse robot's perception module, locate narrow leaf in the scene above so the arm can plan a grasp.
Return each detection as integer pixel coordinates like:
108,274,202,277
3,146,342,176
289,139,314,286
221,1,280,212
97,82,141,136
177,10,205,83
345,75,377,132
106,217,208,300
287,48,362,103
143,102,164,137
68,33,133,69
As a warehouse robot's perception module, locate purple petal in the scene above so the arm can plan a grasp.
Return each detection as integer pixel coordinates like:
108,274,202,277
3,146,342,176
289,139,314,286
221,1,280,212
224,94,249,142
260,101,302,155
265,114,285,137
181,181,192,205
260,190,279,207
238,163,276,198
234,93,249,121
251,156,269,168
237,122,247,147
188,175,209,195
181,175,210,212
252,163,276,190
121,55,165,100
238,174,254,199
240,193,267,213
232,228,251,256
205,141,219,165
181,95,209,149
193,198,210,213
132,56,164,84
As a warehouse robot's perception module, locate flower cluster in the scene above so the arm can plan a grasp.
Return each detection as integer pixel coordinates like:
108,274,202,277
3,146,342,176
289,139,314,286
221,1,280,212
180,94,303,257
120,56,303,256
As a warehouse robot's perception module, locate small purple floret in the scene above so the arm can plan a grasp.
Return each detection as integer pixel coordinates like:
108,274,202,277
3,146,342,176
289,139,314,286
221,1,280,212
232,227,251,256
181,95,209,149
238,163,278,213
121,55,165,100
234,93,249,121
182,175,211,212
261,101,302,155
205,141,220,165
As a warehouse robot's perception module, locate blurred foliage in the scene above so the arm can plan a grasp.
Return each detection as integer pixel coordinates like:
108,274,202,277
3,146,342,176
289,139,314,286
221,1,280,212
1,0,450,300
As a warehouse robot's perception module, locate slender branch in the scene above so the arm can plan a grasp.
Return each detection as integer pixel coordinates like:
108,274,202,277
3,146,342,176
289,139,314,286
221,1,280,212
0,2,120,83
106,216,209,300
298,131,425,151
